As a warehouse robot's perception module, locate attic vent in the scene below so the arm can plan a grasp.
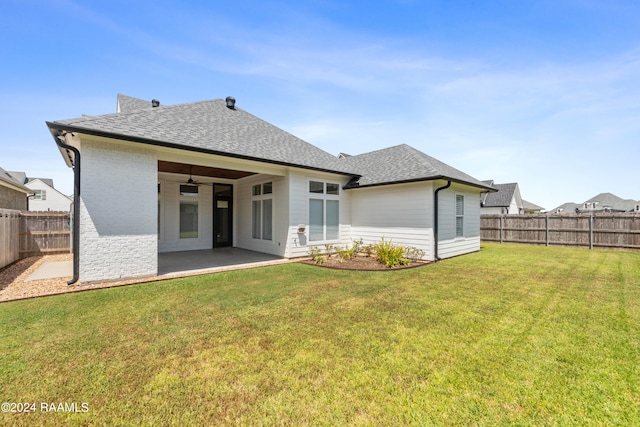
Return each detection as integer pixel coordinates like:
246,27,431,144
151,99,160,107
225,96,236,109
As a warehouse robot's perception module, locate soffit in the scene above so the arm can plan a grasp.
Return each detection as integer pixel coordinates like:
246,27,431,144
158,160,256,180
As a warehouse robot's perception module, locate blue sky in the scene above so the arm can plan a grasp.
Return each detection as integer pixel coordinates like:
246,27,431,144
1,0,639,210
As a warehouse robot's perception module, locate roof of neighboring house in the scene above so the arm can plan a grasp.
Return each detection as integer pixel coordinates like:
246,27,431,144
584,192,639,211
28,177,55,188
7,171,55,189
341,144,494,190
552,192,640,213
481,182,519,207
47,95,493,190
0,166,32,194
7,171,27,184
553,202,581,213
522,199,545,212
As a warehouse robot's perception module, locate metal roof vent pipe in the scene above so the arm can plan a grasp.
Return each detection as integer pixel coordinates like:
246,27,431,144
226,96,236,109
151,99,160,107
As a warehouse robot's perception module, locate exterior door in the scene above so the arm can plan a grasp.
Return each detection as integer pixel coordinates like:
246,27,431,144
213,184,233,247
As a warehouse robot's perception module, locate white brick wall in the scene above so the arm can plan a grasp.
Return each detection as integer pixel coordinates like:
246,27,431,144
79,139,157,282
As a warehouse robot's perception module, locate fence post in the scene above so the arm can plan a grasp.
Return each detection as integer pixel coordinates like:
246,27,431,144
589,214,593,250
499,215,503,244
546,215,549,246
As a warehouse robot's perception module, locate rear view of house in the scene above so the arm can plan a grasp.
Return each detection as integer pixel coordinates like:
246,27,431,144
47,94,494,283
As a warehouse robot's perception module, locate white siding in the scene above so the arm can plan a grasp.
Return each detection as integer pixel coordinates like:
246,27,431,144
157,179,214,252
481,206,505,215
349,182,433,260
235,174,288,256
285,170,352,258
436,182,482,259
79,139,157,282
26,179,72,212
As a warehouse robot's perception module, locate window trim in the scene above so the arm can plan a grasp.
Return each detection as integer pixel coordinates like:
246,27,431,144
252,181,274,241
179,184,199,239
455,194,464,238
307,179,341,243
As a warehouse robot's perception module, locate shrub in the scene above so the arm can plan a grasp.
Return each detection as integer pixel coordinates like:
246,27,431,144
351,238,365,255
404,246,426,262
308,246,327,264
373,238,410,268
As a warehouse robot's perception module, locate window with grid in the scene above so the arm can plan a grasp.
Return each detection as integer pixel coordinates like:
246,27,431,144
308,181,340,242
455,194,464,238
252,182,273,241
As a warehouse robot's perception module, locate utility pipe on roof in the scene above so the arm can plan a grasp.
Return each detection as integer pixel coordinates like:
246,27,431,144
55,132,80,285
434,180,451,261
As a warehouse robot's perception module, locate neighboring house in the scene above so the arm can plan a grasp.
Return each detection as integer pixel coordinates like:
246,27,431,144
521,199,545,214
46,94,495,283
0,166,32,210
480,181,524,215
7,172,72,212
552,193,640,214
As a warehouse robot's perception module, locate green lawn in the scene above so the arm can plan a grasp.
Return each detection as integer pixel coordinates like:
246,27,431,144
1,243,639,426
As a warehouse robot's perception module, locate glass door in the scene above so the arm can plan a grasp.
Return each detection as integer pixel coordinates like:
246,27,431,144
213,184,233,247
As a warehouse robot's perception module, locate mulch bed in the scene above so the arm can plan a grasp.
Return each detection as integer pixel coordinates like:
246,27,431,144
300,255,431,271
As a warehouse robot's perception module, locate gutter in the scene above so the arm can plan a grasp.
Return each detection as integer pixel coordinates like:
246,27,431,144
343,174,495,193
54,132,80,285
433,180,451,261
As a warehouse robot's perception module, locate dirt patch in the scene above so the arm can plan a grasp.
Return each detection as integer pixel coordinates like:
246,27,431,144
0,254,73,302
300,254,431,271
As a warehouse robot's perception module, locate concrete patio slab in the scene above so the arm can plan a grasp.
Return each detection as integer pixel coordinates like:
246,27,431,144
158,248,284,276
23,248,288,282
26,261,73,281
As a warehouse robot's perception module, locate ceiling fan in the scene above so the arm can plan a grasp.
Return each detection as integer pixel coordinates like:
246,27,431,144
181,165,213,186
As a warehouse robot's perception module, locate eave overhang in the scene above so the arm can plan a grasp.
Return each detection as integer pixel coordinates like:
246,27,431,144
343,175,498,192
46,121,360,179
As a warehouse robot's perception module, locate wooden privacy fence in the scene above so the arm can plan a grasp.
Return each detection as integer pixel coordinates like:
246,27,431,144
19,211,71,258
0,208,21,269
481,213,640,250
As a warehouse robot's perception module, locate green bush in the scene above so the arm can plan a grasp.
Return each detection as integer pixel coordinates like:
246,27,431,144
373,238,410,268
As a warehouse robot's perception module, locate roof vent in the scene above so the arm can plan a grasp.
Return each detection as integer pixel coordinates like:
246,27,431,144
151,99,160,108
225,96,236,109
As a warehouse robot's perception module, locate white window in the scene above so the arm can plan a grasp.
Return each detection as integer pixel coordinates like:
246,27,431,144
308,180,340,242
33,189,46,200
252,182,273,240
456,194,464,238
179,185,198,238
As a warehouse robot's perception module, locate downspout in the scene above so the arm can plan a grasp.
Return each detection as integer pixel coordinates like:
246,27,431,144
55,133,80,285
433,180,451,261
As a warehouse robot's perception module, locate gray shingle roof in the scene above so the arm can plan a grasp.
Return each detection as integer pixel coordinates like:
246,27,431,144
522,199,545,212
48,95,494,190
552,192,640,213
117,94,154,112
482,183,518,207
49,98,356,176
0,166,31,193
340,144,493,190
6,171,27,185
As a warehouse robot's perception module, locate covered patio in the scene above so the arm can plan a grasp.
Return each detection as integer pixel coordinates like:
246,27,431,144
23,248,288,284
158,247,287,276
